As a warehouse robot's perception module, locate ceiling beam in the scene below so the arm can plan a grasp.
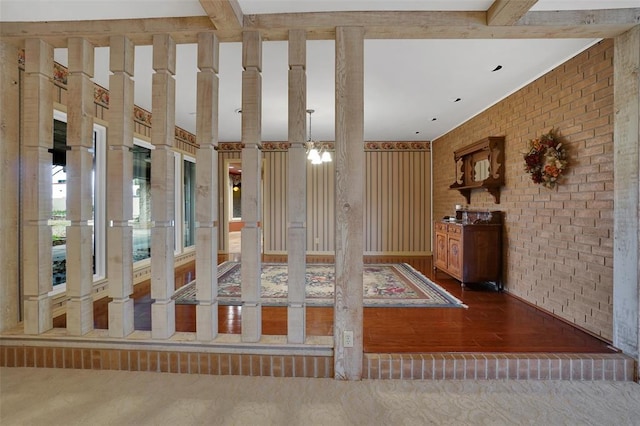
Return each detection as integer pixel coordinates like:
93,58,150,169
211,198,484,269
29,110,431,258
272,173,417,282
0,16,218,47
1,9,638,47
199,0,243,30
245,9,640,40
487,0,539,26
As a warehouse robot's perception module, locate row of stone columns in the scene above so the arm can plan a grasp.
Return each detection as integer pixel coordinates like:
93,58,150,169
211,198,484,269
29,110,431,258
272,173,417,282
16,29,367,380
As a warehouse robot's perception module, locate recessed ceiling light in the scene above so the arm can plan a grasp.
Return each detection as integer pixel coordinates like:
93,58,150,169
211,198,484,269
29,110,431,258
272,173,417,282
234,108,242,114
492,65,503,72
453,98,461,103
431,118,437,121
415,131,420,134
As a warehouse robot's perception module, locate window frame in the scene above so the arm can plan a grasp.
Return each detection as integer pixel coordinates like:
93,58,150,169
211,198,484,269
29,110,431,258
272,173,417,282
50,110,107,296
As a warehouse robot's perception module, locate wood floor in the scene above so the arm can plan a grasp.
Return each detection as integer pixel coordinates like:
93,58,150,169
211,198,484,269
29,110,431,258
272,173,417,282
55,255,616,354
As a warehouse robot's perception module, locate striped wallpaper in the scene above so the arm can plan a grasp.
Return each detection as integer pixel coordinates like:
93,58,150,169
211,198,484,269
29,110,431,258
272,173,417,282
219,143,431,255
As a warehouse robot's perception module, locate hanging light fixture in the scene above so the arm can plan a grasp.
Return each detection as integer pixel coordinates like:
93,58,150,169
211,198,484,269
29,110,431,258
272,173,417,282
306,109,331,164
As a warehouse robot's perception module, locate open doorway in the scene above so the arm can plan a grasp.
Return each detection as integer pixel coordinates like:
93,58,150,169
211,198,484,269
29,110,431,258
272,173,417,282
226,160,242,254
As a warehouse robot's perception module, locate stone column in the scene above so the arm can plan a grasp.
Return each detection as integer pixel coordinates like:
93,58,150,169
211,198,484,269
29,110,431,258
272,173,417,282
287,29,307,344
22,39,54,335
334,27,365,380
195,33,220,341
241,30,263,343
107,35,135,338
65,37,95,336
150,34,176,339
613,25,640,368
0,42,21,332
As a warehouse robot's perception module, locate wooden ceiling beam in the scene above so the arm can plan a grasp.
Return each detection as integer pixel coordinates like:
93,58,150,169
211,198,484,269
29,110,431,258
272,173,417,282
246,9,640,40
487,0,539,26
0,16,221,47
1,9,638,47
199,0,243,30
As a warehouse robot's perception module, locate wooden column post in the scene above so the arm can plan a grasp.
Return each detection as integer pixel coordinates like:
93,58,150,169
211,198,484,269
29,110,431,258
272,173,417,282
241,30,263,342
0,41,21,332
107,35,135,338
613,25,640,367
334,26,365,380
22,39,54,335
287,29,307,344
65,37,95,336
151,34,176,339
195,32,220,341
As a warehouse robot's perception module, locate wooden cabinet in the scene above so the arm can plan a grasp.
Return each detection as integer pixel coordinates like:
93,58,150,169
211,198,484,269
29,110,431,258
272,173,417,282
434,217,502,288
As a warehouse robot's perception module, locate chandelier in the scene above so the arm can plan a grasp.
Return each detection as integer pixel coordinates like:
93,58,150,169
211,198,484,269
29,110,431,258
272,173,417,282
306,109,331,164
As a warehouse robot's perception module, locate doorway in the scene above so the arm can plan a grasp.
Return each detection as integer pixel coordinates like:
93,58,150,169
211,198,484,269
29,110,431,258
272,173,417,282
226,160,242,254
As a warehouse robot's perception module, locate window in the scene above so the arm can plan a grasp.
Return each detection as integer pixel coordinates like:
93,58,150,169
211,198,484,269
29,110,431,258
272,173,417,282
50,110,106,288
183,157,196,248
131,140,153,263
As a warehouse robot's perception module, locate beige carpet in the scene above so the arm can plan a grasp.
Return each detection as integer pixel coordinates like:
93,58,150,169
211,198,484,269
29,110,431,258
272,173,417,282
1,368,639,425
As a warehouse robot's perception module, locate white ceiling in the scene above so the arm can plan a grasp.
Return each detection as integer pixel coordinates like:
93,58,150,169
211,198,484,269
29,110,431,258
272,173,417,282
1,0,638,142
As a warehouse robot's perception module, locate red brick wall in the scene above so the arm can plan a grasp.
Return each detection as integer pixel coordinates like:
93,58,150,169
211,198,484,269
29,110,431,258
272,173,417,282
432,40,614,341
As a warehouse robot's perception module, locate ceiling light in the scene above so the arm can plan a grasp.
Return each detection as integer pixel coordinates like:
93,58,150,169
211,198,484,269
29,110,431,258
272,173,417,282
306,109,331,164
492,65,503,72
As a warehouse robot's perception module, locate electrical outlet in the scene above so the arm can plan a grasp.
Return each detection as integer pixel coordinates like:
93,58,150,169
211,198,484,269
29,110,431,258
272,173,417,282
343,330,354,348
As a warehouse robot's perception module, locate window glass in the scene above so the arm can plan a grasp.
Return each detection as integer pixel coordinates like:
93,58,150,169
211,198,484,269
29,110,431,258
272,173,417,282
132,144,152,262
51,120,69,286
183,158,196,248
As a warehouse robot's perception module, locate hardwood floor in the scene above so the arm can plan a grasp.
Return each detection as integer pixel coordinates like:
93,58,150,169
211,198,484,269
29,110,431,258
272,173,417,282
55,255,615,354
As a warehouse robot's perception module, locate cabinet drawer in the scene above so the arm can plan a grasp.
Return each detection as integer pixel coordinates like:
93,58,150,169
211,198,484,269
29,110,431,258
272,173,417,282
448,224,462,234
435,222,448,232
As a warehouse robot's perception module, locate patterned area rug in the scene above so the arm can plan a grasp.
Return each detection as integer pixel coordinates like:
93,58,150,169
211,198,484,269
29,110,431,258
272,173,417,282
173,262,465,308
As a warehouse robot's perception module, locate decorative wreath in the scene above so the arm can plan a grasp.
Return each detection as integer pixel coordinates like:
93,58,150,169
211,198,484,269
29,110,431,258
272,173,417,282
523,129,568,189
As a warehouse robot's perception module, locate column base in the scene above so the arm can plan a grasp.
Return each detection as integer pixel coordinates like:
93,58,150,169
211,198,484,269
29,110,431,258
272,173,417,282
23,295,52,335
241,302,262,342
287,303,305,344
151,299,176,339
66,294,93,336
196,301,218,341
108,297,134,338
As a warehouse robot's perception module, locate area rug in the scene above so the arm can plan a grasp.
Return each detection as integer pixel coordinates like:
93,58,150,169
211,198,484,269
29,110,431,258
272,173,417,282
173,262,465,308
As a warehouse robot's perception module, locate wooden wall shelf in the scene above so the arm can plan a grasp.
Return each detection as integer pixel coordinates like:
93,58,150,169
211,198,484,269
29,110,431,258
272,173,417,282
449,136,505,204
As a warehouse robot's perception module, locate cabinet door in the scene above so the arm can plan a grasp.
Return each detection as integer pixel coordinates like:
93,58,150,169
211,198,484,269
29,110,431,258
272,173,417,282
447,236,462,279
434,232,448,270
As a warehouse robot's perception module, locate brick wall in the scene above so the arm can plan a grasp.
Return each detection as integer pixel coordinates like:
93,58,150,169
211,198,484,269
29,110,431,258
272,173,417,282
432,40,614,341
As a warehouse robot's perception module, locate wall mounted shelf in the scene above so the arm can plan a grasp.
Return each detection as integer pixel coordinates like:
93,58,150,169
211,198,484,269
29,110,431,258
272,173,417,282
449,136,505,204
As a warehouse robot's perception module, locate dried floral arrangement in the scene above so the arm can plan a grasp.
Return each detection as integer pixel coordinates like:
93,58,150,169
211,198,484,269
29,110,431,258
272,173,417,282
523,129,568,189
